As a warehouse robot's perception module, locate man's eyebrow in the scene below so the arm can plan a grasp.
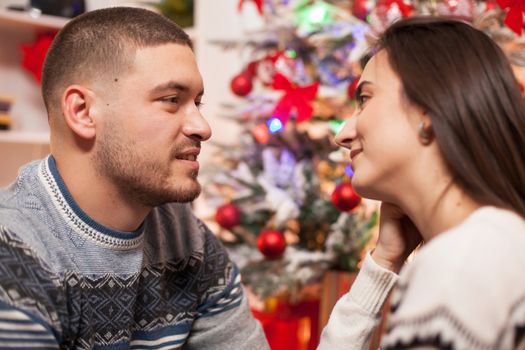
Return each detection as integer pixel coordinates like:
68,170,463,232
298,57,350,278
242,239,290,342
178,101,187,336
150,81,204,97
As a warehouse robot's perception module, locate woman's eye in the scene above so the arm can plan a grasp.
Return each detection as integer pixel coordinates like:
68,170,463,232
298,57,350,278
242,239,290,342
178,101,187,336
195,101,204,109
356,94,370,109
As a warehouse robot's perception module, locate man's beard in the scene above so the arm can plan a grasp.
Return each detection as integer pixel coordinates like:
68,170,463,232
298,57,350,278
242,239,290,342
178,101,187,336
93,126,201,208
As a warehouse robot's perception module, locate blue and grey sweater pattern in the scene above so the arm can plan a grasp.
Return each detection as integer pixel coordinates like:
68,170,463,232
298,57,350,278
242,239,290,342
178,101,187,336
0,157,243,349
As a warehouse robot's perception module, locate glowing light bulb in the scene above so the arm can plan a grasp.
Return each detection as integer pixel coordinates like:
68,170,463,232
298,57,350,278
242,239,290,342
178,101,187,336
329,120,345,134
345,164,354,177
308,5,328,23
267,117,284,133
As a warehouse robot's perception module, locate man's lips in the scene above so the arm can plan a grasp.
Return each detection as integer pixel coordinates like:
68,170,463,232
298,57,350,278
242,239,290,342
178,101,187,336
174,148,200,161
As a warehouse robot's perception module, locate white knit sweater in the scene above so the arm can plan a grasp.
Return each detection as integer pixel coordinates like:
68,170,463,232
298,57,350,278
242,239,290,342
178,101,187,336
318,206,525,350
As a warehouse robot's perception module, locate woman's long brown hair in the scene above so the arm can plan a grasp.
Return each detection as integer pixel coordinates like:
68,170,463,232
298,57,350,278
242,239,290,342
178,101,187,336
377,17,525,217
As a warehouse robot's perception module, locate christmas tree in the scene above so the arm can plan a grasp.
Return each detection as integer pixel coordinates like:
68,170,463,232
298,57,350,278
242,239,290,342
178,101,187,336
202,0,523,303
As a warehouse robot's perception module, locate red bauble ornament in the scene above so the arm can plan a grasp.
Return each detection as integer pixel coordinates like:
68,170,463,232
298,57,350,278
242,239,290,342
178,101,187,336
347,77,360,100
230,73,253,97
257,229,286,259
352,0,376,21
331,183,361,212
215,203,241,229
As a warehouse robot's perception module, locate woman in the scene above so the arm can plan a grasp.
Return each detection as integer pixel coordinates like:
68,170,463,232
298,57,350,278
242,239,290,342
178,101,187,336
318,17,525,350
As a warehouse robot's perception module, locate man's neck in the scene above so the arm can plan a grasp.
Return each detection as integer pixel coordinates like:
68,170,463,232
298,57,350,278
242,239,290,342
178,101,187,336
52,154,150,232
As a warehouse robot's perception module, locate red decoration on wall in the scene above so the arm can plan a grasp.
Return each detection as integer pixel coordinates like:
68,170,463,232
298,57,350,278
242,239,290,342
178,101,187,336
271,73,319,126
331,182,361,212
21,32,56,83
257,229,286,259
497,0,525,35
238,0,264,14
215,203,242,229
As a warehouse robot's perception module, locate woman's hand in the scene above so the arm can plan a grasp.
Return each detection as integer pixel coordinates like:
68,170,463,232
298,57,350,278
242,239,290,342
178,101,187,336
372,202,423,273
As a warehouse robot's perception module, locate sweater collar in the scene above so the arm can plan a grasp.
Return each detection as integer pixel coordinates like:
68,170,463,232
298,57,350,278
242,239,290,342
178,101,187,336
38,155,144,250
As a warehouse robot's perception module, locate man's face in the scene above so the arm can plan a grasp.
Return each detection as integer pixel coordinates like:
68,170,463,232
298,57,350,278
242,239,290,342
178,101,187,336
92,43,211,207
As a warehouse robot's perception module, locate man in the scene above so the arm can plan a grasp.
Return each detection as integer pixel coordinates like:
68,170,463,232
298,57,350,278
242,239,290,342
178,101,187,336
0,7,268,349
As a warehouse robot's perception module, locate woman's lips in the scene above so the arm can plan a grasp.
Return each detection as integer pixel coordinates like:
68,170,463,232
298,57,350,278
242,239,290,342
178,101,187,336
350,149,362,161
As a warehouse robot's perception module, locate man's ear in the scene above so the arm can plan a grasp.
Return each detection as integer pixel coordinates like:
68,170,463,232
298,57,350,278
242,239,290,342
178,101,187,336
61,85,96,139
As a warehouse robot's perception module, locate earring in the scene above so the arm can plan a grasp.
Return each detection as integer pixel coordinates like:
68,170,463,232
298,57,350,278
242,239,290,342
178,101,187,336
418,121,433,145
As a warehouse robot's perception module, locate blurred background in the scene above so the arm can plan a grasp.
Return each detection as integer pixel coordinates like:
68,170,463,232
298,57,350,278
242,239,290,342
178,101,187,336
1,0,523,348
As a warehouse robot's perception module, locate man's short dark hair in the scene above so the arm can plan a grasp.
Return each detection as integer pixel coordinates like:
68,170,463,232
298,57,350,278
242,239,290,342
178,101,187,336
42,7,192,117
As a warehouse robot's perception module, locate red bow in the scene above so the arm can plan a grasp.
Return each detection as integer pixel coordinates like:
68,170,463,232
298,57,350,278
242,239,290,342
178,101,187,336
271,73,319,125
497,0,525,35
238,0,264,14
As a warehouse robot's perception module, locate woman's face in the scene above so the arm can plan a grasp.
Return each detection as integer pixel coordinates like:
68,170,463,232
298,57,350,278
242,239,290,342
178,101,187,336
335,50,428,201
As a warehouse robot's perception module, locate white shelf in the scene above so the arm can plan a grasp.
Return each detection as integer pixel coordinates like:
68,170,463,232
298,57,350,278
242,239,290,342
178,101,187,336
0,130,49,144
0,8,68,31
185,26,196,40
0,7,193,148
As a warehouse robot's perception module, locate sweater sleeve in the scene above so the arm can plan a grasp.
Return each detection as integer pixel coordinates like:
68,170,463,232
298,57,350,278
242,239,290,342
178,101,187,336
317,252,399,350
183,229,269,350
0,300,59,349
0,226,62,349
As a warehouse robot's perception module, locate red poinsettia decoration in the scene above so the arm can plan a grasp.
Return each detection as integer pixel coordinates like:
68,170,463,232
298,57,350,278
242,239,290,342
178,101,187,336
21,32,56,83
271,73,319,126
497,0,525,35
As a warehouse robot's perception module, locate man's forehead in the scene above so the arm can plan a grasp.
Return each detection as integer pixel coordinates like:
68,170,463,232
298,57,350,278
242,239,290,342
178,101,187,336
129,44,199,74
133,43,194,58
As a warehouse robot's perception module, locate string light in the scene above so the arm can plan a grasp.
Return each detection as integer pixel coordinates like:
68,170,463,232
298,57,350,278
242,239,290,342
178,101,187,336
267,117,284,133
329,119,345,134
345,164,354,177
295,1,334,32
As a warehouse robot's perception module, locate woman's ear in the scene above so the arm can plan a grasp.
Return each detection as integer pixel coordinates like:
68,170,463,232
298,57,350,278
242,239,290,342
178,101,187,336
61,85,96,140
417,113,434,145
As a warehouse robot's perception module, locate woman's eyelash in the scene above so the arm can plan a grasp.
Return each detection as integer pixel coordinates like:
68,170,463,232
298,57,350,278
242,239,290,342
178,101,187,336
356,94,367,106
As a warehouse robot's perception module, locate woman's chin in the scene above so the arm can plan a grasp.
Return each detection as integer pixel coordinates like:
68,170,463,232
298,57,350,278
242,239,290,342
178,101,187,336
351,179,383,201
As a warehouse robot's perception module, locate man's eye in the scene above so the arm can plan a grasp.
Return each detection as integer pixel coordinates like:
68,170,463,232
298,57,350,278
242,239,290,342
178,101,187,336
163,96,179,104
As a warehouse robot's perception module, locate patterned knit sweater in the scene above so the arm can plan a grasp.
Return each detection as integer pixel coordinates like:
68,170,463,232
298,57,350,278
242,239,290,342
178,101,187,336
318,206,525,350
0,156,269,349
